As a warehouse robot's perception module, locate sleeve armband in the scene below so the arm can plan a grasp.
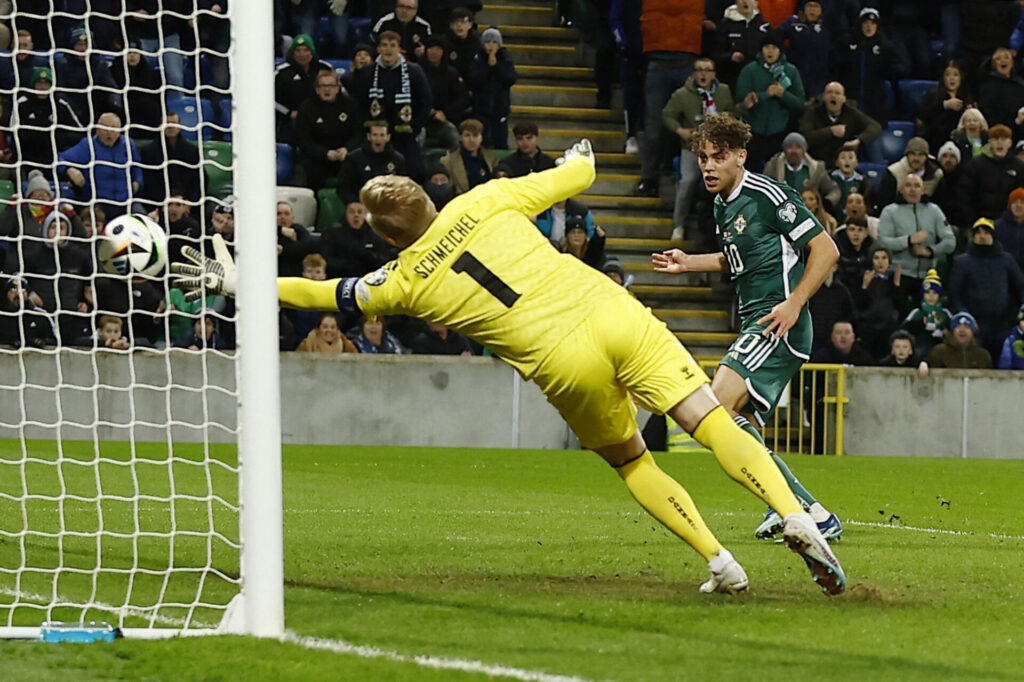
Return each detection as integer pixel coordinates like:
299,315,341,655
336,277,361,312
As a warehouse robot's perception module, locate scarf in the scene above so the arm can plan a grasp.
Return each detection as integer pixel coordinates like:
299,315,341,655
696,80,718,117
369,56,413,133
766,60,791,90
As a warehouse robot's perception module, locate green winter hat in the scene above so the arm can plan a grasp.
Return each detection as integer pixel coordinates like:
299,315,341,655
289,33,317,58
31,66,52,85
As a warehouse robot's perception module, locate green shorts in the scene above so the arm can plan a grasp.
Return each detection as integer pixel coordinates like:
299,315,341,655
718,311,811,426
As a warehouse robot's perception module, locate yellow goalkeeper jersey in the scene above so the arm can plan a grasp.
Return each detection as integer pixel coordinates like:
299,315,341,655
352,157,630,378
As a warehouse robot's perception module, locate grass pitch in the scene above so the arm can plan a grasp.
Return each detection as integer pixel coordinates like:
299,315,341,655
2,444,1024,681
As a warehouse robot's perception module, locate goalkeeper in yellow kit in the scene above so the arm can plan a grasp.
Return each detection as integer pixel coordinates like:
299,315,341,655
174,140,846,595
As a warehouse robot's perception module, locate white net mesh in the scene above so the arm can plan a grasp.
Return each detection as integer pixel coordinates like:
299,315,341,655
0,3,244,633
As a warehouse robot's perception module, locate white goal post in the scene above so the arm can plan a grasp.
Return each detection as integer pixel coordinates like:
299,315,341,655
0,1,283,639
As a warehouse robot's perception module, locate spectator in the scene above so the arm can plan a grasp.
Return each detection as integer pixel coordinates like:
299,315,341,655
13,67,85,182
94,314,130,351
712,0,770,89
735,31,806,171
78,205,105,238
424,163,455,209
289,0,349,59
834,215,874,292
0,172,84,268
633,0,704,198
139,112,203,209
274,33,333,141
950,108,989,162
318,201,393,278
371,0,433,62
917,61,972,154
0,29,45,91
810,319,875,364
152,191,201,265
10,208,91,323
801,188,837,235
276,200,314,277
997,304,1024,369
110,40,163,141
350,316,408,354
501,121,557,178
352,30,432,181
421,33,470,151
840,190,878,237
777,0,832,97
661,56,737,242
808,263,854,353
410,320,473,355
949,217,1024,359
91,276,162,347
295,311,359,354
561,217,606,269
466,28,517,149
877,173,956,313
536,197,595,242
957,124,1024,226
295,69,361,190
877,329,924,369
165,285,219,348
196,0,231,105
173,313,226,350
125,0,189,91
762,132,840,211
289,253,332,344
57,112,143,218
336,121,407,204
876,0,932,78
602,258,630,288
341,43,374,95
875,136,943,209
0,275,56,348
54,25,122,120
440,118,498,194
901,268,951,357
853,245,902,357
976,47,1024,130
209,200,235,255
443,6,482,82
830,146,873,222
609,0,644,153
933,141,967,233
839,7,905,126
799,81,882,169
996,186,1024,269
927,311,993,368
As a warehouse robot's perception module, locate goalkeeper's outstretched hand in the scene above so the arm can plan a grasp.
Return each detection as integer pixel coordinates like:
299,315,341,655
560,138,595,166
171,233,237,302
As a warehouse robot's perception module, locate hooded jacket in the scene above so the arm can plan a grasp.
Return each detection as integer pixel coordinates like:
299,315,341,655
466,46,517,117
736,51,806,136
876,198,956,279
840,26,904,125
949,240,1024,321
926,331,992,369
957,147,1024,225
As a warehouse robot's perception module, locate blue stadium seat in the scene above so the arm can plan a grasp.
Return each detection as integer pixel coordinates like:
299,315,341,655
867,122,913,164
276,143,295,185
327,58,352,77
348,17,373,47
316,15,334,54
166,96,215,141
898,79,938,121
856,162,886,202
217,98,232,127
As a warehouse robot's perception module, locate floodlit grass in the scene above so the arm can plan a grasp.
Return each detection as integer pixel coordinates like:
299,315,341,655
2,444,1023,681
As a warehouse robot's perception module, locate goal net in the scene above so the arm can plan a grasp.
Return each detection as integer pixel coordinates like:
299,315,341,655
0,2,282,638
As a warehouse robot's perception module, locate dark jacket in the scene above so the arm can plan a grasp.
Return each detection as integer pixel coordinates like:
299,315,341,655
976,66,1024,130
878,351,923,368
277,222,313,277
54,53,121,119
422,59,471,124
443,27,482,80
777,14,832,96
949,241,1024,321
957,149,1024,224
317,220,394,278
499,148,557,178
950,128,988,167
125,0,191,41
712,9,770,88
336,142,407,203
917,85,972,154
810,339,875,365
927,332,993,368
14,92,86,166
808,277,855,348
466,47,517,117
110,55,164,139
295,92,363,163
139,134,204,205
840,29,905,125
410,327,473,355
352,57,433,134
994,209,1024,269
959,0,1021,57
274,57,334,118
371,13,433,61
853,270,902,355
799,100,882,168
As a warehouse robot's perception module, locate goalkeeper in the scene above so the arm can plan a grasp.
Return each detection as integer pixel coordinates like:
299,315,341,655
174,141,846,595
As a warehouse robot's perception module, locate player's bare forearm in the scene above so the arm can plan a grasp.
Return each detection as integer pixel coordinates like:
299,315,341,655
687,252,728,273
652,249,727,274
789,231,839,307
278,277,343,311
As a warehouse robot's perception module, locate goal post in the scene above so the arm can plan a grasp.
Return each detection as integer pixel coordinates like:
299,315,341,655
0,1,283,638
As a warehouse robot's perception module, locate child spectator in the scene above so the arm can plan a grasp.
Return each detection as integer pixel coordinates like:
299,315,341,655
166,285,219,348
853,245,903,357
466,28,517,149
341,43,374,95
440,118,498,194
350,316,408,354
444,7,482,82
561,217,606,270
290,253,331,342
927,312,992,369
830,146,872,222
535,197,595,242
95,314,129,351
839,191,878,238
296,312,359,354
835,216,874,292
174,313,225,351
878,330,927,375
901,269,952,358
424,163,455,210
997,305,1024,369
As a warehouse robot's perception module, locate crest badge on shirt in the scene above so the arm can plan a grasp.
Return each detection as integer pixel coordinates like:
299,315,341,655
364,266,389,286
734,214,747,234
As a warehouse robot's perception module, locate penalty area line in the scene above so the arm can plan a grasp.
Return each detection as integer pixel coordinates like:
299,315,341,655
845,520,1024,541
284,632,604,682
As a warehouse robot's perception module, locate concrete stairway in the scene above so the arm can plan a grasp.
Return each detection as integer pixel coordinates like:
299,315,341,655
477,2,736,360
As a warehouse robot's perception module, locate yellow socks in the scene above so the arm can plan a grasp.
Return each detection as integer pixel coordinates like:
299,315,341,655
694,406,803,517
615,451,723,561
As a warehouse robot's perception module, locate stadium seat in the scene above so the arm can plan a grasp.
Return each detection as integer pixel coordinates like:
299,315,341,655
348,17,372,47
898,79,938,121
856,162,887,201
327,58,352,77
884,80,895,118
316,188,346,231
217,98,233,138
276,186,317,229
867,123,913,165
202,140,234,197
276,143,295,185
166,96,215,141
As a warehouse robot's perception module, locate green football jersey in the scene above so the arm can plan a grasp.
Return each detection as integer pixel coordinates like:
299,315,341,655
713,170,825,322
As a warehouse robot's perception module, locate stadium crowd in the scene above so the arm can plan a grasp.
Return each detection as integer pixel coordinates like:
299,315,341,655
0,0,1022,369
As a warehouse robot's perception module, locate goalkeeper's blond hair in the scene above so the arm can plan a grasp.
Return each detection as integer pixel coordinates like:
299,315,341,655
360,175,437,247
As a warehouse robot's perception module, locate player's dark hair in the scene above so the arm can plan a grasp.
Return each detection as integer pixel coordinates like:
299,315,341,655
690,113,752,154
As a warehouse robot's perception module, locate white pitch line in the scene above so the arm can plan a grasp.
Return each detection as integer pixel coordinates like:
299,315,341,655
284,632,604,682
0,587,219,629
845,520,1024,541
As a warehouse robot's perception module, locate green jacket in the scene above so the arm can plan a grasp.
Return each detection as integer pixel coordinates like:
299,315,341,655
735,53,805,136
661,78,737,134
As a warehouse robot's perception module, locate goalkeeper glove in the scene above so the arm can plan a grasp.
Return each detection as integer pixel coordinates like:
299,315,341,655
560,138,595,166
171,233,237,302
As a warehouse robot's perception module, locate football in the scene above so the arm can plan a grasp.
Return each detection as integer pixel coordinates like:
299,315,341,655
97,213,169,280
